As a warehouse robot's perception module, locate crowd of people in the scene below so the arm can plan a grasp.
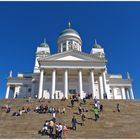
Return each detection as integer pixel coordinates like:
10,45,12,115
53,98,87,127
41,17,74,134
38,119,68,138
34,104,66,115
1,94,122,139
12,106,32,116
1,104,11,113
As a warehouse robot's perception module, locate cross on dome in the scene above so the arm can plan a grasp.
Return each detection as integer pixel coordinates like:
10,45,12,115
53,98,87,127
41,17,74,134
94,39,97,45
44,38,46,44
68,21,71,28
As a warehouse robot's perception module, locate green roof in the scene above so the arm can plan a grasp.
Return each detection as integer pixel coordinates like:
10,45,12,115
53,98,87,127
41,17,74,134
39,38,49,47
59,28,80,36
39,42,49,48
93,44,102,48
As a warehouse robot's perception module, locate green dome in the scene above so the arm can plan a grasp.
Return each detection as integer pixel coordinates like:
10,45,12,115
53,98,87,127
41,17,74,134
39,38,49,47
93,44,102,48
59,28,80,36
39,42,49,47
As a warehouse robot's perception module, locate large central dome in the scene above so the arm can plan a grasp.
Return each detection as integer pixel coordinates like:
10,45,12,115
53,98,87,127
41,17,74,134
59,28,80,36
57,22,82,53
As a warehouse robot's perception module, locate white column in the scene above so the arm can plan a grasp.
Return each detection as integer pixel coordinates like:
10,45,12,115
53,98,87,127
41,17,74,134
119,87,123,99
99,74,104,99
126,88,130,99
121,87,126,99
38,69,44,99
91,69,95,99
129,86,134,100
31,83,35,97
110,87,114,99
5,85,10,99
78,69,83,99
60,43,63,52
112,88,115,99
66,41,68,51
113,88,118,99
102,70,108,98
51,69,56,99
64,69,68,99
13,86,16,99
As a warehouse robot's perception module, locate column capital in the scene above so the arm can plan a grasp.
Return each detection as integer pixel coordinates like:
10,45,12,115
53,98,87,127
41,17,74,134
52,68,56,71
98,72,102,76
78,69,82,73
101,68,106,73
40,68,45,70
40,68,45,71
64,68,68,71
89,69,94,72
78,68,82,71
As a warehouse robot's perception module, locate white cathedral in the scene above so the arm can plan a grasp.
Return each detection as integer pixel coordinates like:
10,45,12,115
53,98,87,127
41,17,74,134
5,22,134,100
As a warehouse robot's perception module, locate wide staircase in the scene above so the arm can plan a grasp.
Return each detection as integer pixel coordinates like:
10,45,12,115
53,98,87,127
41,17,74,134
0,99,140,138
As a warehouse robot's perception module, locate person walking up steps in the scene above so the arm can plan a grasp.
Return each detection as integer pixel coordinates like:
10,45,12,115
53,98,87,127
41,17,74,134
100,104,103,112
117,103,120,112
78,104,82,115
92,106,100,121
63,124,68,139
57,123,63,139
71,116,78,130
49,120,54,138
71,99,74,108
81,113,86,126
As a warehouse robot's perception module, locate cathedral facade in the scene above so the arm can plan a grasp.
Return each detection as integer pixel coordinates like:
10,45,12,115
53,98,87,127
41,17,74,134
5,23,134,100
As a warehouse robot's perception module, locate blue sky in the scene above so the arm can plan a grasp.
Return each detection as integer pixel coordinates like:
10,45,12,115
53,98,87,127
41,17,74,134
0,2,139,99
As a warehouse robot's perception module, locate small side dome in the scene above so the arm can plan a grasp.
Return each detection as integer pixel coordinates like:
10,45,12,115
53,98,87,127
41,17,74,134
36,38,50,55
90,39,105,57
93,40,102,48
39,38,49,48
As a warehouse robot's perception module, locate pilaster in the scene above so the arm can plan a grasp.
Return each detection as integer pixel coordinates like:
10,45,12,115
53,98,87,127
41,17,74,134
64,69,68,99
78,69,83,99
38,69,44,99
90,69,95,99
5,85,10,99
51,69,56,99
129,86,134,100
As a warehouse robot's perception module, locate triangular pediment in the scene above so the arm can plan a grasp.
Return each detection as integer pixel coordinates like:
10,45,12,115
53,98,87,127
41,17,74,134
57,55,84,61
40,50,106,63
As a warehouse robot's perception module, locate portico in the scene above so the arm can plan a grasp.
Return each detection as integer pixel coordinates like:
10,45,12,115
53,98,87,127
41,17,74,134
37,66,108,99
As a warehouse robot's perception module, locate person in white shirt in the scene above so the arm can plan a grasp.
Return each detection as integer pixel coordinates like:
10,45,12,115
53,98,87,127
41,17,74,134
57,123,63,139
44,120,49,126
52,112,56,118
41,124,48,136
52,112,56,122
